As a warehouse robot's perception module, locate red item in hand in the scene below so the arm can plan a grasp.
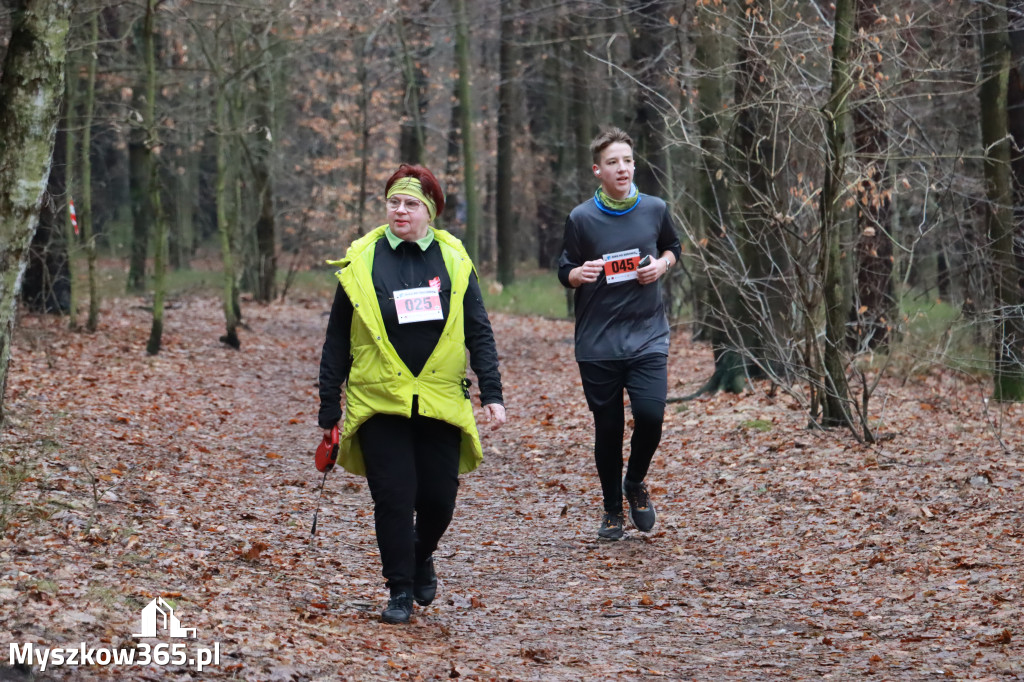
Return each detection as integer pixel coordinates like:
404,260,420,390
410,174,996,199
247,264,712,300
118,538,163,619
315,425,339,473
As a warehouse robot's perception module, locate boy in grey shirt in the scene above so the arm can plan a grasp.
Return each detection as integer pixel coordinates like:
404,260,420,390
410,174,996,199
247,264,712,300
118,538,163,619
558,127,681,540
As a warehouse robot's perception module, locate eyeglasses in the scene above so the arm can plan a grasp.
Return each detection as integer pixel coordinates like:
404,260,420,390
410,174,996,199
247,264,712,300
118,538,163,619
386,197,424,212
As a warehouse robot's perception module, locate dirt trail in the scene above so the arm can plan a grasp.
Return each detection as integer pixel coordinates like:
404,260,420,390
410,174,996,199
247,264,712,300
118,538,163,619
1,297,1022,680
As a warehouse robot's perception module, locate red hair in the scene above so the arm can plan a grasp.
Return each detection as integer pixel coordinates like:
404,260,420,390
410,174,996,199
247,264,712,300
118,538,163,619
385,164,446,216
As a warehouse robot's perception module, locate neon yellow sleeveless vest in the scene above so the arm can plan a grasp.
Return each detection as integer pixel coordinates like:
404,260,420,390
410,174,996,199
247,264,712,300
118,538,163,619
326,225,483,477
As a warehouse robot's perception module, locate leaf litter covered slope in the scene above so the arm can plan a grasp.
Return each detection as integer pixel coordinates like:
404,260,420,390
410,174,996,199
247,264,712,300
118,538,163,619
0,296,1022,681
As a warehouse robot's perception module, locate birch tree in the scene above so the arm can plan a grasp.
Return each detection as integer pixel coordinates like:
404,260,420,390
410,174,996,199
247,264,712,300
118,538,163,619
0,0,73,419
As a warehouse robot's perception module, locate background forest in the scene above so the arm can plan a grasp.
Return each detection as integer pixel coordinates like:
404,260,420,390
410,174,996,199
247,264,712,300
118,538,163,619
2,0,1024,435
2,3,1023,679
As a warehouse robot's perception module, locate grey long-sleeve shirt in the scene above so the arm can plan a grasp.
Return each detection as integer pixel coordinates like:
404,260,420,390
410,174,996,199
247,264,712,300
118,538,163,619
557,194,681,361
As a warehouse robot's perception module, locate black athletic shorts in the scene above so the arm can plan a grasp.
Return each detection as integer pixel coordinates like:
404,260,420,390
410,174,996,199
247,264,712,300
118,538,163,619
577,353,668,412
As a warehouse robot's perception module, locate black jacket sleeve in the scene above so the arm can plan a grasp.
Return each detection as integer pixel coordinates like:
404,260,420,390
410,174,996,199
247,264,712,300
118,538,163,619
463,272,503,406
317,283,353,429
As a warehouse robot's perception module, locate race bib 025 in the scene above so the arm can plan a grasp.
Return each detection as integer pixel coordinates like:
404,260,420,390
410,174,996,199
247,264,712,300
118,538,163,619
393,286,444,324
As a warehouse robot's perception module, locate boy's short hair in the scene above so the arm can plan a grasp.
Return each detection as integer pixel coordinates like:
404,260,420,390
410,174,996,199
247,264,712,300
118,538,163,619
590,127,634,165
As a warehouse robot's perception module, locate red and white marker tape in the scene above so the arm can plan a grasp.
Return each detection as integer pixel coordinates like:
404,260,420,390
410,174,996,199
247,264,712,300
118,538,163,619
69,198,79,236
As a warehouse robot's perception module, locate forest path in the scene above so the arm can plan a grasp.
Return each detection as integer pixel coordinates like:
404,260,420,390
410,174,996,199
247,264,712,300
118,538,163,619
1,296,1022,680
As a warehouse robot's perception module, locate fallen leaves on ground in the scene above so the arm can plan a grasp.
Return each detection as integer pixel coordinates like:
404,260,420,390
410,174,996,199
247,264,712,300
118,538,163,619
0,295,1021,680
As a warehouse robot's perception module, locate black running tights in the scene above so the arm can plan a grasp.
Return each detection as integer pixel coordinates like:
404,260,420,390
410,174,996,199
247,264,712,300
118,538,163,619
592,398,664,514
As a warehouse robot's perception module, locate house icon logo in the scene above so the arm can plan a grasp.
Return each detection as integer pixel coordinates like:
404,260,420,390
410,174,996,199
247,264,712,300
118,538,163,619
133,597,197,639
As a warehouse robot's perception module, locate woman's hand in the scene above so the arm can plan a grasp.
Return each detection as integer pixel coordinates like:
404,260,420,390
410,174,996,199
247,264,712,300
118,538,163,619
323,422,340,442
482,403,506,426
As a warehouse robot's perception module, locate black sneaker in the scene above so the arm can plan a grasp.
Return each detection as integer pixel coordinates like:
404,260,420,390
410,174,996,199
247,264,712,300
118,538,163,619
413,556,437,606
624,479,656,532
598,511,624,540
381,591,414,624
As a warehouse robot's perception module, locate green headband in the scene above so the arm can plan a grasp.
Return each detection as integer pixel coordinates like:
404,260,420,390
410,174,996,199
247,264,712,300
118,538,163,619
387,178,437,221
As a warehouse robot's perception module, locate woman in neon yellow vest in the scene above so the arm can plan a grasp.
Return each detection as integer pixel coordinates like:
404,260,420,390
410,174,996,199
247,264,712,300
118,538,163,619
318,164,506,624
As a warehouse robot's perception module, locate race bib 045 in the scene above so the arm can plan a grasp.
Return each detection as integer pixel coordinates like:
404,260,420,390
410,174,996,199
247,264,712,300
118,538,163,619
603,248,641,283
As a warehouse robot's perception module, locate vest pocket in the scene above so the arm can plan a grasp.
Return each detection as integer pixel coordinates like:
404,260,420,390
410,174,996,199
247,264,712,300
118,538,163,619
349,344,391,385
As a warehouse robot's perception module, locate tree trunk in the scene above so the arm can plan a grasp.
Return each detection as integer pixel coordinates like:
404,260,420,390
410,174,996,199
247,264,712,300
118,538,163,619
849,0,895,352
820,0,856,426
709,13,765,396
396,4,428,166
22,124,70,316
735,49,790,385
356,30,370,235
694,0,789,398
571,33,593,199
563,14,592,318
495,0,517,285
215,83,240,349
0,0,73,420
251,147,277,303
454,0,480,259
64,47,78,329
347,19,386,237
126,14,152,296
692,0,729,345
1008,0,1024,288
441,76,460,230
625,0,669,194
692,1,733,360
81,8,100,332
168,137,195,271
528,9,571,273
937,247,951,301
980,0,1024,400
249,26,278,303
143,0,167,355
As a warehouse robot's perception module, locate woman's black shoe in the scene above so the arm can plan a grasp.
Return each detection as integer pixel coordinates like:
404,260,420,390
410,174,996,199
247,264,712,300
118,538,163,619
381,592,414,624
413,556,437,606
